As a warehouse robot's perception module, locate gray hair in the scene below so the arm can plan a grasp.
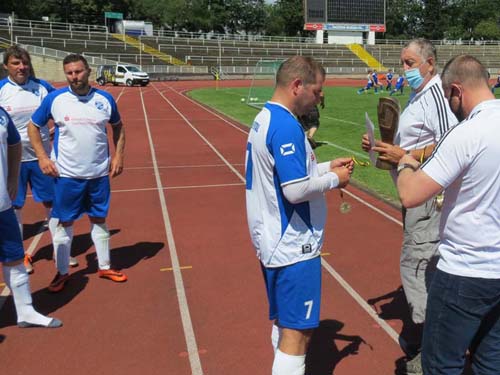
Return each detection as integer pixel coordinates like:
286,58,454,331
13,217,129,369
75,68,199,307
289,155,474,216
404,38,437,63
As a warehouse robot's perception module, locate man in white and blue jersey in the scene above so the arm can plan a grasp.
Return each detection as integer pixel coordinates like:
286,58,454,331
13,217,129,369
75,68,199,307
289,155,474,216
357,69,375,94
246,56,353,375
397,54,500,375
0,106,62,328
390,74,406,96
0,46,57,273
28,54,127,293
386,69,394,91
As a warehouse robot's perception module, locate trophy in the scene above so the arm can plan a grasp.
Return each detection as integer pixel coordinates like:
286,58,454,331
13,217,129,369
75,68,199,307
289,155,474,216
376,97,400,170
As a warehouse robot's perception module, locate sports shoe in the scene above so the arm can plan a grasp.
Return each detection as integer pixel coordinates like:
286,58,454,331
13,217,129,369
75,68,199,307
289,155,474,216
24,254,34,274
48,272,70,293
69,257,79,267
98,269,127,282
18,318,63,328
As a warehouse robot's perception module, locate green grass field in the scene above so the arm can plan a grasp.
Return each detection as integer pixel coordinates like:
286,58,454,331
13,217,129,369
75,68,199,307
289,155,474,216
188,85,412,204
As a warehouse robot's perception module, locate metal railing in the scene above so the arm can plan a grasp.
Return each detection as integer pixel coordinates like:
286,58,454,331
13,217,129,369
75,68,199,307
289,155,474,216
15,36,131,50
185,55,367,66
0,17,108,33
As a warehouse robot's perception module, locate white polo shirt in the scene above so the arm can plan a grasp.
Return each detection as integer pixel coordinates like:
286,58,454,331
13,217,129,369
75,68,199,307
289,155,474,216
0,107,21,212
422,99,500,278
246,102,329,268
31,87,121,179
0,77,54,161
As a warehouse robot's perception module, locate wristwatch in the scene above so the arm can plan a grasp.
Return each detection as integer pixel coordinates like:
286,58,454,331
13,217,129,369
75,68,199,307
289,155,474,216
397,163,417,175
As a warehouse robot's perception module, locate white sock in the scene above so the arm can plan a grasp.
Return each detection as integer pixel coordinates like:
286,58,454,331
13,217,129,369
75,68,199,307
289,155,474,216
14,208,23,239
91,223,110,270
53,225,73,275
271,323,282,354
2,264,52,326
272,349,306,375
48,217,58,238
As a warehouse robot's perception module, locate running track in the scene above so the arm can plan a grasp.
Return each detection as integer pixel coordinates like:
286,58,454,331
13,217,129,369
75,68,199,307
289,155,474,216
0,80,415,375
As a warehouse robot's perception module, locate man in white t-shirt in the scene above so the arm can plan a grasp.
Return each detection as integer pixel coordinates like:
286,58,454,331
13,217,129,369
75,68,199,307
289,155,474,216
397,54,500,375
0,106,62,328
362,39,457,373
246,56,353,375
28,54,127,293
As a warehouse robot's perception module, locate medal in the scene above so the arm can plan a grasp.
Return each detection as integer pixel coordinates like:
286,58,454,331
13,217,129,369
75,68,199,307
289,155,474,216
339,190,351,214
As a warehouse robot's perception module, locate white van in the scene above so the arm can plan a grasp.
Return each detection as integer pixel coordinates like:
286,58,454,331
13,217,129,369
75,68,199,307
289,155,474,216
96,64,149,87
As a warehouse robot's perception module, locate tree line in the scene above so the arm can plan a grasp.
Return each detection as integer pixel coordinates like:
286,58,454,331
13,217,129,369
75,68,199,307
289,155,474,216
2,0,500,40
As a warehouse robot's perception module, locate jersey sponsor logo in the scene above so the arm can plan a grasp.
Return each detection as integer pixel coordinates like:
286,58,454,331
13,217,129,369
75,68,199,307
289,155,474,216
280,143,295,156
94,100,106,111
64,116,70,121
251,120,260,132
0,114,7,127
5,106,12,112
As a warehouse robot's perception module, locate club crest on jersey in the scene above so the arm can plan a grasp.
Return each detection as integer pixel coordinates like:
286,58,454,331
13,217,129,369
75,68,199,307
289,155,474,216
280,143,295,156
0,114,7,128
251,121,260,132
95,101,105,111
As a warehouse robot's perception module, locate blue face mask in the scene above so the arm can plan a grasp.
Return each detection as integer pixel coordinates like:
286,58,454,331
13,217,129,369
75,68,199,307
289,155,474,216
405,67,424,90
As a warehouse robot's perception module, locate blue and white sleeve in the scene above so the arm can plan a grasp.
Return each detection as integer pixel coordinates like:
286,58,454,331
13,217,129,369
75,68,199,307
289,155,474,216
31,94,54,127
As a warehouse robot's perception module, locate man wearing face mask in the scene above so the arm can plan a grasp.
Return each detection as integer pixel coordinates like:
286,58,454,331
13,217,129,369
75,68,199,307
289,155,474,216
361,38,458,375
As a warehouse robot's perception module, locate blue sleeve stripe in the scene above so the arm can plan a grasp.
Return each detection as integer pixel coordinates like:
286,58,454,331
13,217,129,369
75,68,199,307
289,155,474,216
245,142,253,190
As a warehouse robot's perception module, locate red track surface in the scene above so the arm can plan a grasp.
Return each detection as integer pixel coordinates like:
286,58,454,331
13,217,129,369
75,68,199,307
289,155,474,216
0,79,414,375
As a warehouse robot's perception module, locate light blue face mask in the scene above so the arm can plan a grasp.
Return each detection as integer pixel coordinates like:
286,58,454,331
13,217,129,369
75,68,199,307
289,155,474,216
405,67,424,90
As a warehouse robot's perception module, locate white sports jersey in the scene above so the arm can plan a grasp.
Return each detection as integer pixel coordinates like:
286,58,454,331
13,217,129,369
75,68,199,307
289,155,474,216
0,77,54,161
391,74,457,182
0,107,21,212
31,87,121,179
395,74,457,150
422,100,500,278
245,102,326,268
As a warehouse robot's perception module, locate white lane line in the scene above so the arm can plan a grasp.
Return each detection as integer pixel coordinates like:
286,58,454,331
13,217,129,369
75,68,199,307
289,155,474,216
321,259,400,344
342,189,403,227
111,182,244,194
139,88,203,375
167,86,407,347
323,115,363,127
321,141,370,159
152,86,245,182
125,163,244,170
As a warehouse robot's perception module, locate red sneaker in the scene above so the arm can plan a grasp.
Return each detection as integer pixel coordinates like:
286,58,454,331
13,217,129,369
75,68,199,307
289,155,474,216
48,272,69,293
24,254,34,274
98,269,127,282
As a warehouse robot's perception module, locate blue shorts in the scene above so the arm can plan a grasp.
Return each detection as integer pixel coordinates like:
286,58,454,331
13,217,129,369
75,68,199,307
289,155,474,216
261,256,321,330
52,176,110,222
395,82,404,90
365,82,374,89
0,208,24,263
13,160,54,208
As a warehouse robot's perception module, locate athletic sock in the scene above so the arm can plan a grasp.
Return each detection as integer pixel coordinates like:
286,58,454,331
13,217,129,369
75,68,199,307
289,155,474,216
14,208,22,239
2,264,52,326
91,223,110,270
48,218,58,238
271,323,282,354
272,349,306,375
53,225,73,275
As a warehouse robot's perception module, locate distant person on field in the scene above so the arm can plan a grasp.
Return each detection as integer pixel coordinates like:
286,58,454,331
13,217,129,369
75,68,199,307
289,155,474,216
357,69,375,94
298,91,324,149
386,69,394,91
28,54,127,293
245,56,353,375
390,74,406,96
0,106,62,328
372,69,382,93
